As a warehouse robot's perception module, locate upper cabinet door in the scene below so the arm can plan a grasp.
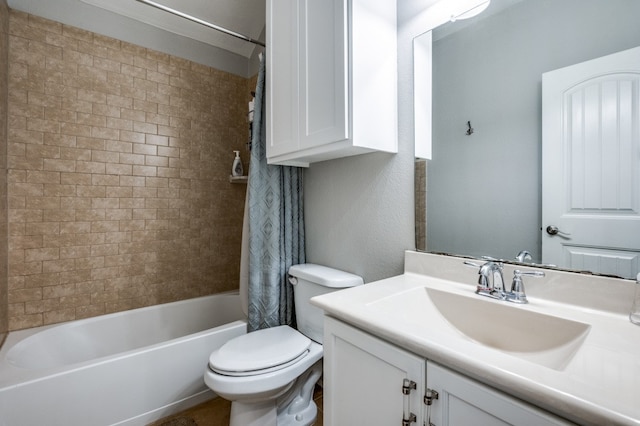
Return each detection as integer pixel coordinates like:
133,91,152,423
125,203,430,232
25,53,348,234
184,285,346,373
266,0,299,159
266,0,397,167
299,0,349,150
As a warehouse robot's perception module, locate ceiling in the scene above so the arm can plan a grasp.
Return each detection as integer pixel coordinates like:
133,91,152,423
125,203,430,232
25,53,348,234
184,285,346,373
8,0,266,59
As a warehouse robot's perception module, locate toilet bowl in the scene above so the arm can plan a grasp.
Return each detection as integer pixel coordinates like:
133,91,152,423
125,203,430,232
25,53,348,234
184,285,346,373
204,264,363,426
205,326,323,425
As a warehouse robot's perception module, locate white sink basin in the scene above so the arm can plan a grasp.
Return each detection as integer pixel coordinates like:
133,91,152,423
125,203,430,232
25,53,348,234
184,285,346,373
368,286,590,370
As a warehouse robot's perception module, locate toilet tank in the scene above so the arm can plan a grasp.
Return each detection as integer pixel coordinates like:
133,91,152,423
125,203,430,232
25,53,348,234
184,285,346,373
289,264,363,343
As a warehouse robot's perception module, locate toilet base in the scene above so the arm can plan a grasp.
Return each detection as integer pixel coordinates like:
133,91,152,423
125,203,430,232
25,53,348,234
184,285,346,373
228,361,323,426
278,400,317,426
276,361,322,426
230,401,277,426
229,400,318,426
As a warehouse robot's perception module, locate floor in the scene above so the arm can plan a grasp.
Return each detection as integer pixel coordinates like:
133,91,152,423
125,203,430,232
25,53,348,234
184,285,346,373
149,385,324,426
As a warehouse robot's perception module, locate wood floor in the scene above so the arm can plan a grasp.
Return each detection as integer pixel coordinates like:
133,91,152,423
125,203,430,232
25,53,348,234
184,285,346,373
149,385,324,426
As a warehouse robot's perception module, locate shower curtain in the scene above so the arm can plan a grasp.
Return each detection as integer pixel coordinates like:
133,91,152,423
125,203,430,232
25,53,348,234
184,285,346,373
247,55,305,332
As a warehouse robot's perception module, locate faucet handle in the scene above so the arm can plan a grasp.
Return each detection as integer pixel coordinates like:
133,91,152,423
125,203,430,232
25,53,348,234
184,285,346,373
463,261,490,292
507,269,545,304
463,260,503,270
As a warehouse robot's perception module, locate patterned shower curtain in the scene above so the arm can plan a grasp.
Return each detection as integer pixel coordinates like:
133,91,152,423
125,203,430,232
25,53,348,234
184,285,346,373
247,55,305,332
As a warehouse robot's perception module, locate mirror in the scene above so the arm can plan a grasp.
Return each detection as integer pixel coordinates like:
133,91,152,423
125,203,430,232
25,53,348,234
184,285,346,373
417,0,640,278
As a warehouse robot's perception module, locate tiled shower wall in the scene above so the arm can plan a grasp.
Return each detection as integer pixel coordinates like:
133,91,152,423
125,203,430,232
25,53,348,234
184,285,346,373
0,0,9,339
7,11,251,331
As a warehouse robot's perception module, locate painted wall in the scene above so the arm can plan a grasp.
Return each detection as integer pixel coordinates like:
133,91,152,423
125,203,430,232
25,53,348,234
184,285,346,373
427,0,640,262
303,2,433,283
6,11,250,330
304,152,413,283
0,0,8,339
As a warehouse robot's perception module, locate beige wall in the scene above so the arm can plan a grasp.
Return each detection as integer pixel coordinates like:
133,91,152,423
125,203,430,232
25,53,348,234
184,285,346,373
7,11,250,331
0,0,8,339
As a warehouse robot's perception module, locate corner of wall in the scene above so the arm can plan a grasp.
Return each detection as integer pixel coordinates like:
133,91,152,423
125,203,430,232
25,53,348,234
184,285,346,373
0,0,9,339
414,159,426,251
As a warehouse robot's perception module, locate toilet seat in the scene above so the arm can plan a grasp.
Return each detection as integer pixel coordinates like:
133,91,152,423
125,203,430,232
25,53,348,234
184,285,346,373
209,326,311,377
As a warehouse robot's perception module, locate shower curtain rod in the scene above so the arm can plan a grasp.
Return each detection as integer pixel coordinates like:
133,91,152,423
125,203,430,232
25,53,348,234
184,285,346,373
134,0,266,47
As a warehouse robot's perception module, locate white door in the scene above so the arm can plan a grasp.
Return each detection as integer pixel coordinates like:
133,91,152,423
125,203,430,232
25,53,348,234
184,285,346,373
542,46,640,279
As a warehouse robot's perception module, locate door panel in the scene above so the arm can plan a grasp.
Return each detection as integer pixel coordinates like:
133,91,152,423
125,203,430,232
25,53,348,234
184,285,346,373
427,363,573,426
563,246,639,278
266,0,299,157
542,46,640,278
324,317,425,426
299,0,348,149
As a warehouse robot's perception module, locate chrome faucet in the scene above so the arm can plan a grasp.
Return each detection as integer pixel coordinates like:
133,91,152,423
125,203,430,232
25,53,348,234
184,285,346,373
465,260,506,299
515,250,532,263
465,260,545,304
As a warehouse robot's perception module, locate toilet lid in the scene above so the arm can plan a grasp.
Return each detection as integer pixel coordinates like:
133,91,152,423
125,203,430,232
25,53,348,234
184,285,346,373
209,326,311,376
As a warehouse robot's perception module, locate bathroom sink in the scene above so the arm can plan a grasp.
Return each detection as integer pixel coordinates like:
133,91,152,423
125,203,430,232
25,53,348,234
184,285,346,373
368,286,590,370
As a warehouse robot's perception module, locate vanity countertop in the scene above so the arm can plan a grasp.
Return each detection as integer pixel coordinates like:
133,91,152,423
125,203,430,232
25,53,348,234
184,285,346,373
311,251,640,426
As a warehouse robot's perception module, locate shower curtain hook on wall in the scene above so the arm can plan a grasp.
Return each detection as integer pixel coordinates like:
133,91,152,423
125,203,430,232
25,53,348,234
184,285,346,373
466,121,474,135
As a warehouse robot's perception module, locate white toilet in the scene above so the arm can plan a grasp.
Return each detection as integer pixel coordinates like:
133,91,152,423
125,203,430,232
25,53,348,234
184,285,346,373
204,264,363,426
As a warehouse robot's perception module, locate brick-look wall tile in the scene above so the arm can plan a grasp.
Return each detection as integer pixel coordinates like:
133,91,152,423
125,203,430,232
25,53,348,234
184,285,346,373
7,11,250,330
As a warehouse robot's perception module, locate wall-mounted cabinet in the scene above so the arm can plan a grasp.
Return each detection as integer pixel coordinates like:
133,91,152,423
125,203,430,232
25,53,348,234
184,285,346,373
266,0,397,167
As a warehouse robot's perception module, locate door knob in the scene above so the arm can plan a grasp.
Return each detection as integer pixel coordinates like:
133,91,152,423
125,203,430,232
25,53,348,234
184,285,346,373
546,225,571,236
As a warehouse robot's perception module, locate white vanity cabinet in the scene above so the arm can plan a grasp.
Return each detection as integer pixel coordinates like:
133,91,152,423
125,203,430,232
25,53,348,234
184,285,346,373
323,316,426,425
324,316,574,426
265,0,397,167
427,363,574,426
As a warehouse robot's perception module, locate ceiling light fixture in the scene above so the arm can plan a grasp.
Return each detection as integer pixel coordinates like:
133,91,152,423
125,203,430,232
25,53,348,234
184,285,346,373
450,0,491,22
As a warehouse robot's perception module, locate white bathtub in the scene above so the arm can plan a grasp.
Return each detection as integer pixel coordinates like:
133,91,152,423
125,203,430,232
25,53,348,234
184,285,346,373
0,292,247,426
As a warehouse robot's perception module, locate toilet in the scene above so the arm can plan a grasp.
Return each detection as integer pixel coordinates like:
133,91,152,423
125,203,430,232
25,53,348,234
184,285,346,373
204,264,363,426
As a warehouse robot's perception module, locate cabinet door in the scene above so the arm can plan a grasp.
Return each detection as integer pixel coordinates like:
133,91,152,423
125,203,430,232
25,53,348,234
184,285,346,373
267,0,349,160
266,0,299,158
299,0,349,149
427,362,575,426
324,317,425,426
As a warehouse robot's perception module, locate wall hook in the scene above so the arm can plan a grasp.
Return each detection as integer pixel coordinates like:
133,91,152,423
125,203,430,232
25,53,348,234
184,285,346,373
466,121,474,135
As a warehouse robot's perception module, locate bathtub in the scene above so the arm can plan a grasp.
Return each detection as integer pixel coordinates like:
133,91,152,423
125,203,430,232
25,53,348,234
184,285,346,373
0,291,247,426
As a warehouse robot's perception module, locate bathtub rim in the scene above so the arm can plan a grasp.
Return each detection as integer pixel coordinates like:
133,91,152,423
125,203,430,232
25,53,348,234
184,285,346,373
0,291,246,388
0,317,248,426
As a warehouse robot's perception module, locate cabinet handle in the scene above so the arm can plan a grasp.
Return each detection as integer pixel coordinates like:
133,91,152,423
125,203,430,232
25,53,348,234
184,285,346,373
402,379,417,425
402,413,417,426
424,388,439,426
